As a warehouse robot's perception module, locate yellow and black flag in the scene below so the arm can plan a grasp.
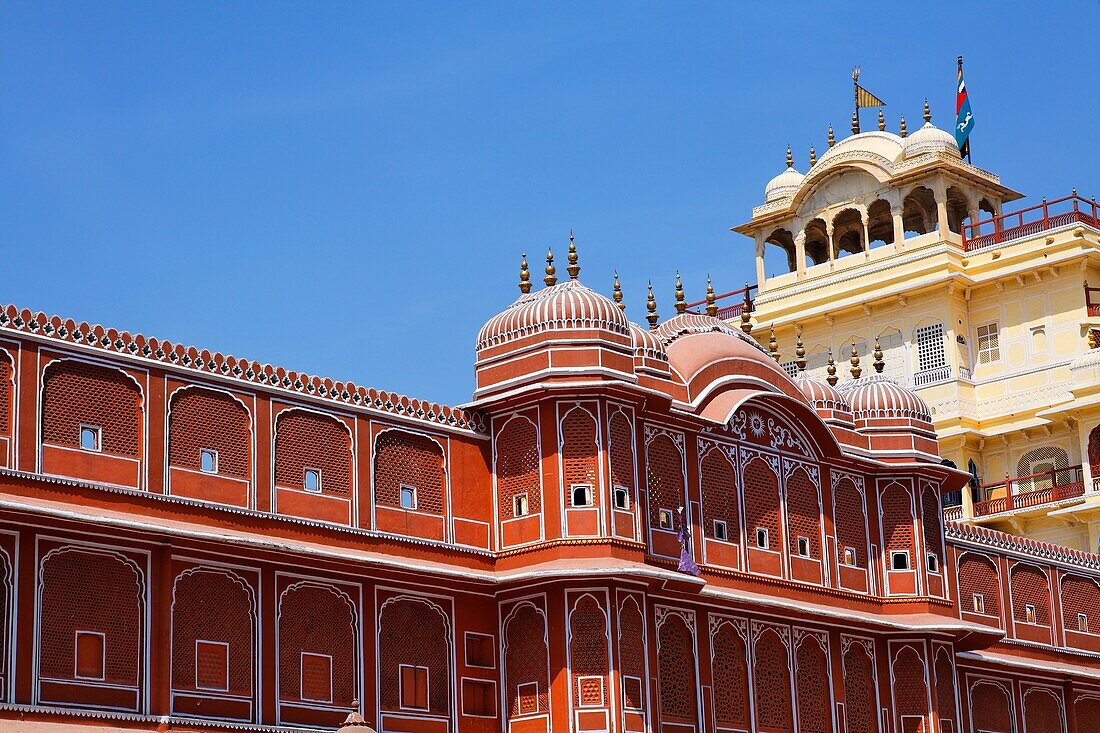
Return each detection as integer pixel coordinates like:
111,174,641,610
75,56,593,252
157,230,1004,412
850,67,885,133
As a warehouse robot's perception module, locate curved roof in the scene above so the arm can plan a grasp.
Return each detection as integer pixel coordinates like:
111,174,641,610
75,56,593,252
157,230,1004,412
815,130,904,169
794,372,849,409
629,321,667,361
847,374,932,422
901,122,961,160
764,166,805,202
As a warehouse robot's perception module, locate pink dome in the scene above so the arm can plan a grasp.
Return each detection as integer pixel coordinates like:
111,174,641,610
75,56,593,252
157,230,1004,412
794,372,853,426
847,375,931,422
629,322,667,361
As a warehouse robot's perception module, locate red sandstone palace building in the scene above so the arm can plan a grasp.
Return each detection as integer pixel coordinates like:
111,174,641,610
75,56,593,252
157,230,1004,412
0,242,1097,733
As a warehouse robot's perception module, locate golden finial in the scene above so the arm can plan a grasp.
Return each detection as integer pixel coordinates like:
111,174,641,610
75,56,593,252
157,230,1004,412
873,340,884,373
674,271,686,314
768,325,779,362
849,343,862,380
923,98,931,123
785,145,793,169
877,109,885,131
705,276,717,317
850,109,860,135
646,281,659,330
566,230,580,280
826,351,838,386
518,253,531,294
739,285,753,334
544,249,557,287
809,146,817,167
1089,329,1098,351
899,115,907,138
827,124,836,148
795,329,807,372
612,271,624,312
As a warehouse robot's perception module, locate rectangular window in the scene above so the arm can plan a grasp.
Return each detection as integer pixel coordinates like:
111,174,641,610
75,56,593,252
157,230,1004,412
513,493,529,517
79,424,101,452
658,509,674,530
517,681,539,715
74,630,105,680
464,632,495,668
400,665,429,710
200,448,218,474
400,484,417,510
780,360,799,378
301,652,333,702
576,675,604,707
613,486,630,510
462,679,497,717
796,536,810,557
972,594,985,614
570,484,594,507
195,639,229,691
756,527,769,549
1024,604,1036,624
976,322,1000,364
926,553,939,573
915,322,948,373
1079,613,1089,633
890,550,910,570
713,520,728,541
303,468,322,493
622,675,644,711
843,547,857,567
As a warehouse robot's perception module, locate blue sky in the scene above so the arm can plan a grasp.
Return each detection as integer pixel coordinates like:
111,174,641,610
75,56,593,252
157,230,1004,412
3,2,1099,405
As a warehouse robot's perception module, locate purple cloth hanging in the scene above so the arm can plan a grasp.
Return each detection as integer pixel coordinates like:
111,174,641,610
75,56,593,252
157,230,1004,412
677,506,701,575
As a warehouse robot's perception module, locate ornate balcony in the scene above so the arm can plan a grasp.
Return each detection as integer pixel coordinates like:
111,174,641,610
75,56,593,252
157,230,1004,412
971,465,1085,518
963,192,1099,252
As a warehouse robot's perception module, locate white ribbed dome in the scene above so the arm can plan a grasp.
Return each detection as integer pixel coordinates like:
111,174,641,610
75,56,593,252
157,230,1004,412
794,372,849,410
901,123,961,160
629,322,667,361
476,278,629,351
764,166,805,202
847,374,932,422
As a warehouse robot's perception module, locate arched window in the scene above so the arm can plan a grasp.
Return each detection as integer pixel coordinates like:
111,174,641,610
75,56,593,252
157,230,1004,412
934,648,957,730
866,199,894,248
752,627,792,731
169,388,251,478
795,634,830,733
891,646,929,727
1061,575,1100,634
561,408,599,505
503,604,549,717
274,410,352,496
785,467,820,560
171,568,254,700
608,411,636,508
374,430,445,513
832,208,864,257
970,680,1013,733
617,598,646,712
711,623,748,729
902,187,936,236
378,597,450,714
804,219,829,266
1023,688,1064,732
568,595,609,708
657,613,696,724
743,458,780,554
495,417,541,521
1010,564,1050,625
763,228,797,275
646,433,684,531
842,641,878,733
958,554,1001,620
277,583,356,708
833,479,867,568
700,447,737,541
921,486,943,572
880,483,914,571
42,361,142,457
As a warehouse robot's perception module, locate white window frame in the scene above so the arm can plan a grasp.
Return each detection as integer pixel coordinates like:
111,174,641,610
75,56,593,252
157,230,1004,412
517,681,539,715
613,486,630,511
575,675,604,708
194,639,230,691
796,536,810,557
622,674,644,711
890,550,910,570
79,424,102,453
399,663,430,711
73,629,106,681
1078,612,1089,633
843,547,857,566
926,552,939,573
300,651,334,703
658,508,674,530
399,483,418,510
755,527,769,549
976,322,1000,364
200,448,219,474
972,593,985,614
303,467,322,493
570,483,594,508
713,519,728,541
513,493,529,517
1024,604,1036,624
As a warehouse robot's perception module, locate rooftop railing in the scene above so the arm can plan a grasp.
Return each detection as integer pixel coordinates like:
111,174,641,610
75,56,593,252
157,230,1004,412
686,284,757,320
963,193,1099,251
971,465,1085,518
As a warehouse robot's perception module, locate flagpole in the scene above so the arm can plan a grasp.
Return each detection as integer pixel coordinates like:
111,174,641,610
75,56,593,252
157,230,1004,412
852,67,861,134
958,55,971,163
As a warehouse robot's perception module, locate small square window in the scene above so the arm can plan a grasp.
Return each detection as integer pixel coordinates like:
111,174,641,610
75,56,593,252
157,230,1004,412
613,486,630,510
926,553,939,573
74,630,105,680
843,547,857,566
1024,604,1036,624
1078,612,1089,633
464,632,495,668
972,593,985,614
79,425,101,452
658,509,674,530
400,484,417,510
756,527,769,549
304,468,322,493
796,536,810,557
200,448,218,474
713,520,728,541
195,640,229,691
571,484,594,508
400,665,429,710
977,322,1000,364
301,652,333,702
514,493,529,517
891,551,910,570
622,675,644,711
517,681,539,715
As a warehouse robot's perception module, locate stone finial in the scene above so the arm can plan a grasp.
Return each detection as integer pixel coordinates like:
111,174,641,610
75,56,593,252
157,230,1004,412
873,340,884,373
809,146,817,167
646,281,659,330
612,271,624,312
877,109,885,131
849,342,862,380
768,325,779,362
544,249,557,287
851,109,860,135
795,329,807,372
518,253,531,294
899,115,907,138
785,145,793,168
674,272,686,314
1089,329,1098,351
827,124,836,148
740,284,753,334
566,231,580,280
826,350,838,386
923,98,931,123
705,276,718,317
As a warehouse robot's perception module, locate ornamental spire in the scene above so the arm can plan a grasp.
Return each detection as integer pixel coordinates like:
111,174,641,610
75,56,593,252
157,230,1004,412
785,145,793,168
674,272,686,314
873,340,885,373
544,249,557,287
646,281,659,331
705,276,717,317
740,284,753,334
849,343,862,380
566,231,580,280
612,271,625,312
768,326,779,362
850,109,859,135
826,350,838,386
923,98,931,123
827,124,836,148
518,253,531,294
899,115,907,138
809,146,817,167
795,329,807,372
877,109,885,131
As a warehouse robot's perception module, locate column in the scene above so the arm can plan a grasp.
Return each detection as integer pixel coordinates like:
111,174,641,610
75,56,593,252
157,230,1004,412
861,212,871,258
794,230,807,277
892,207,905,250
827,222,836,269
755,231,767,292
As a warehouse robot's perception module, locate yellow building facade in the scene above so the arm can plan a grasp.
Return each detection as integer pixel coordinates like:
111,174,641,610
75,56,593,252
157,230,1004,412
727,106,1100,552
